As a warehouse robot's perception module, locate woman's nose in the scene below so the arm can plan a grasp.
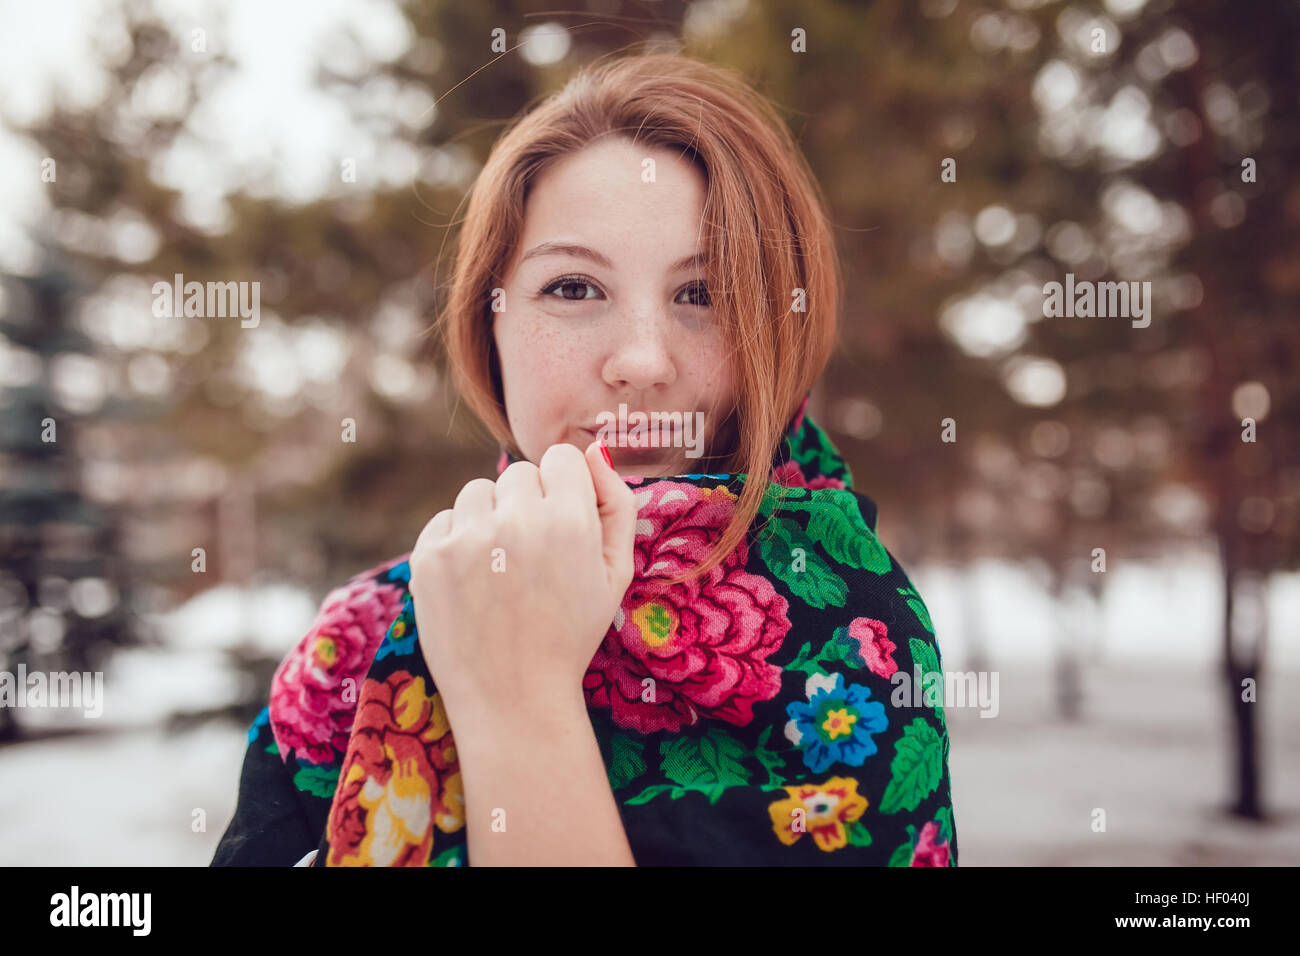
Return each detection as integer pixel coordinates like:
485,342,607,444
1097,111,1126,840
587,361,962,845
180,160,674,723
602,313,677,390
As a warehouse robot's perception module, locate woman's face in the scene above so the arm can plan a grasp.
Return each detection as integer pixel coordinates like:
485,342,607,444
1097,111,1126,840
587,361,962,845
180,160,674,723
493,136,738,479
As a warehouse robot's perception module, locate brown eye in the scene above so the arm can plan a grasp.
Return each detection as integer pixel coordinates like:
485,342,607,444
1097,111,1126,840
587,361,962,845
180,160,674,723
679,282,711,307
541,276,601,300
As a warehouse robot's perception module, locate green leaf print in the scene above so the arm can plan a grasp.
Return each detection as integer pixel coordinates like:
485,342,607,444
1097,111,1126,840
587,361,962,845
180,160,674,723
606,733,647,790
758,483,810,517
823,626,868,668
677,727,749,787
879,717,944,815
887,824,920,866
756,515,849,609
888,841,915,867
845,819,874,847
627,728,752,806
790,423,843,479
909,637,946,731
803,493,893,574
430,844,466,867
624,784,685,805
935,805,954,845
785,640,818,674
293,764,341,799
785,630,864,676
754,725,789,788
264,740,280,756
898,585,934,634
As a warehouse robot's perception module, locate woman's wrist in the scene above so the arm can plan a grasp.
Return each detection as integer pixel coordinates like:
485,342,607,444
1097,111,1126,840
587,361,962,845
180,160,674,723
442,679,592,753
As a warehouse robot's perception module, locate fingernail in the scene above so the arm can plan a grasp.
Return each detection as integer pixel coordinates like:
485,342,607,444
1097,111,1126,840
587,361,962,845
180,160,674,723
599,438,613,469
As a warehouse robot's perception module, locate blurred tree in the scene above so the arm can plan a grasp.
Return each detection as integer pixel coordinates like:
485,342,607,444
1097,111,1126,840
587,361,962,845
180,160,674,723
996,0,1300,821
0,253,149,742
1152,0,1300,820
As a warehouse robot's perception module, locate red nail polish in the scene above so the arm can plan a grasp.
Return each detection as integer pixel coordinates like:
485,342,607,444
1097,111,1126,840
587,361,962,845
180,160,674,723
599,438,613,469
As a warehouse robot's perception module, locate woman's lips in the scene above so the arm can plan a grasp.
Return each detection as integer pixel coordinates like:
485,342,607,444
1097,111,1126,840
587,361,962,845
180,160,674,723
582,428,672,457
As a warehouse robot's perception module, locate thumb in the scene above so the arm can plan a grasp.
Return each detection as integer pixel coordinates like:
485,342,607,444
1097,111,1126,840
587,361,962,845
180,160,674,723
584,438,637,590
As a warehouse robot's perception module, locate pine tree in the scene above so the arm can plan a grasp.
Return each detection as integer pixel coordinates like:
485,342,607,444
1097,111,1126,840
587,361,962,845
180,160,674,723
0,250,148,742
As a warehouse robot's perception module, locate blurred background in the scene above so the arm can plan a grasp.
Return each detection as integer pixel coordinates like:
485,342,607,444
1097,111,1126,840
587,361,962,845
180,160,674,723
0,0,1296,865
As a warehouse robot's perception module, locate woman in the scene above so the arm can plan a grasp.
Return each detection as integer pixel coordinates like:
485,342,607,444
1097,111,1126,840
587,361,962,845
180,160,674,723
213,51,958,867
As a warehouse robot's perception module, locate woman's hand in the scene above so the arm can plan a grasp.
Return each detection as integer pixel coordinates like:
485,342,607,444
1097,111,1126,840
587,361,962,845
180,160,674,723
408,439,637,725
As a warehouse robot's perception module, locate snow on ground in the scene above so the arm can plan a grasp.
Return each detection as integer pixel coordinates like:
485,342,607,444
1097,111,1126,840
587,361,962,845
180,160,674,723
11,582,321,734
946,663,1300,865
0,661,1296,866
0,720,247,866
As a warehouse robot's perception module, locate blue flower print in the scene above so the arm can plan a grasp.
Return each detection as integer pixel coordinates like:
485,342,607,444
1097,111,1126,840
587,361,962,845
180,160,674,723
784,670,888,774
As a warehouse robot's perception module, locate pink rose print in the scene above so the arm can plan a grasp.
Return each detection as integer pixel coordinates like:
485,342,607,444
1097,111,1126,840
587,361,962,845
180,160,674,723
270,561,409,764
771,459,847,491
583,481,792,733
848,617,898,679
910,821,952,866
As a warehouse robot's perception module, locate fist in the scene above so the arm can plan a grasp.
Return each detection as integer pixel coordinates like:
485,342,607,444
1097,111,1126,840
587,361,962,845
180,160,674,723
407,440,637,719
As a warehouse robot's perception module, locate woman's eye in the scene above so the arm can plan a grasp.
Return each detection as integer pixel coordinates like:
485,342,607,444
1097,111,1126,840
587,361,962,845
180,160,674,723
679,282,712,307
541,276,601,300
538,277,711,307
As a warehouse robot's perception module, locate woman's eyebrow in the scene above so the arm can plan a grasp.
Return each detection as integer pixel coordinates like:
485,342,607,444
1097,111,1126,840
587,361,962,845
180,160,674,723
518,241,705,272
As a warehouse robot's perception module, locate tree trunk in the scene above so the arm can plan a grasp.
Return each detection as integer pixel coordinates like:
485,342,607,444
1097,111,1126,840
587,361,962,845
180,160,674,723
1051,564,1082,722
1219,528,1263,820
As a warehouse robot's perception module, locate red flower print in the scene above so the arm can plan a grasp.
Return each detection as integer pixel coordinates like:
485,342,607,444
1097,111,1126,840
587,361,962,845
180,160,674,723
270,564,408,764
848,617,898,679
583,482,793,733
326,670,463,866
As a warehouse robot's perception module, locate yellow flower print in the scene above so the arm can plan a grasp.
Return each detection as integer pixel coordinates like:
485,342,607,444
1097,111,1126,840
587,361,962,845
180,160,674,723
701,484,738,503
354,749,433,866
437,772,465,834
311,635,337,670
821,706,858,740
418,691,451,743
633,601,678,648
768,776,869,852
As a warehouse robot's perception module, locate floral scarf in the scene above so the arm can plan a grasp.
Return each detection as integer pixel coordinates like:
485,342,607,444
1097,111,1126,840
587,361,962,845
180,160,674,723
212,394,958,866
